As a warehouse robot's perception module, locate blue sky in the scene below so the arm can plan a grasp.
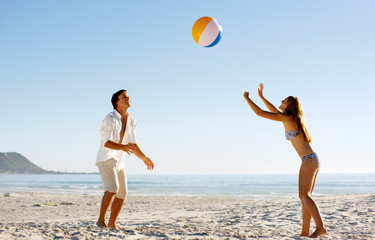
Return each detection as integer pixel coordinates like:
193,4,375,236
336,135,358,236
1,1,374,174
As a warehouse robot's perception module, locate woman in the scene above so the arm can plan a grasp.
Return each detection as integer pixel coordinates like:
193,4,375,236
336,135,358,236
243,83,327,238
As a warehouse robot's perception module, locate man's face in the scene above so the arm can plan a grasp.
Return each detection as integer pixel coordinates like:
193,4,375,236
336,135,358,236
117,91,130,108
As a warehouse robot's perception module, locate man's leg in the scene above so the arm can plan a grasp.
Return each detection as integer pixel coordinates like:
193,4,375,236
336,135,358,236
96,159,119,228
97,191,115,228
108,197,125,228
108,167,127,228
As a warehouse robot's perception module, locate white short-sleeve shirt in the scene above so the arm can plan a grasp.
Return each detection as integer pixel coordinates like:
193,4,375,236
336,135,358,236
96,110,137,168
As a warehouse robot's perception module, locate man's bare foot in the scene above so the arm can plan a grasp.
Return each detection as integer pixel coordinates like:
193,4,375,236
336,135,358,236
310,227,327,238
300,231,309,237
96,221,107,228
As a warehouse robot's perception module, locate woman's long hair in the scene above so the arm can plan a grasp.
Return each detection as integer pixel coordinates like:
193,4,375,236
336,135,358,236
285,96,312,142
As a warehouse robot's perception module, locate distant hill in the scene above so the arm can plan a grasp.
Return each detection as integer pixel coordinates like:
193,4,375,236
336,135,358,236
0,152,98,174
0,152,53,174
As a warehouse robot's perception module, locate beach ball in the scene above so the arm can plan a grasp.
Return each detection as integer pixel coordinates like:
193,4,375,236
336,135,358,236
192,16,222,47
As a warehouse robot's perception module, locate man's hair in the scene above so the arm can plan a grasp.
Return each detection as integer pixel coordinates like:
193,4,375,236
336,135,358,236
111,89,127,110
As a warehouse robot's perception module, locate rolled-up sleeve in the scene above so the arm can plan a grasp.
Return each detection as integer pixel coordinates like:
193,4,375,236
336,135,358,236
100,117,114,144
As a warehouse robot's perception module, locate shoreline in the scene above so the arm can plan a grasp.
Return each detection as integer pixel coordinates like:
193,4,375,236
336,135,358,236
1,192,374,239
1,189,373,201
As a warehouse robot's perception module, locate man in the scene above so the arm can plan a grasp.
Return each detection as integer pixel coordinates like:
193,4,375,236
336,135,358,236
96,89,154,228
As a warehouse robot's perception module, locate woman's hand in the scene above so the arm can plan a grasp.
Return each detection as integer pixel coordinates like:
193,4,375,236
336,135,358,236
258,83,264,98
243,91,250,99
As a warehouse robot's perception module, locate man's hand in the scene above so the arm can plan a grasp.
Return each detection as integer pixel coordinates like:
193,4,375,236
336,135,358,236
143,157,154,170
131,143,154,170
121,144,136,155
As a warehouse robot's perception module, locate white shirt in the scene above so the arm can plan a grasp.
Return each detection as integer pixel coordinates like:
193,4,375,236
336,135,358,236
96,110,137,169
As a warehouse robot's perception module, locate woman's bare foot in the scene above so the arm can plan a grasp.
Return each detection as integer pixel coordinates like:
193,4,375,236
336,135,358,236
96,220,107,228
310,227,327,238
108,223,117,229
300,231,309,237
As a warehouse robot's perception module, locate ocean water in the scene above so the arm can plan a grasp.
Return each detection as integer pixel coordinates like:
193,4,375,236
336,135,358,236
0,174,374,200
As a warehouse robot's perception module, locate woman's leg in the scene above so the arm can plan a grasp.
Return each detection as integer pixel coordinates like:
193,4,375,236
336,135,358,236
300,166,319,236
301,203,311,236
299,159,326,238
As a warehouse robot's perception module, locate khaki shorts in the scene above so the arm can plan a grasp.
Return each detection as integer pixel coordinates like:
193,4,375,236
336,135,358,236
97,158,128,199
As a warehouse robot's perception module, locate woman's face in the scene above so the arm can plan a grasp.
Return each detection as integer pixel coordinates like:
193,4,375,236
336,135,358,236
279,98,288,112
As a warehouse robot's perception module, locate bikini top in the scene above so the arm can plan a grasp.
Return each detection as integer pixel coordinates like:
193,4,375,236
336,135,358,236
285,131,299,141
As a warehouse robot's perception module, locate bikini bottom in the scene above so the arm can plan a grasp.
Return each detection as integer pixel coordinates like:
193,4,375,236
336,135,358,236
302,152,319,165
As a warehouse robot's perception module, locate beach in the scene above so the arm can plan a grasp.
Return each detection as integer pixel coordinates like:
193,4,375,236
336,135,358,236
0,192,374,239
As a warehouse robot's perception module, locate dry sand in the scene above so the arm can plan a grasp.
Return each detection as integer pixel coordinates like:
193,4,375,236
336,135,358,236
0,192,374,239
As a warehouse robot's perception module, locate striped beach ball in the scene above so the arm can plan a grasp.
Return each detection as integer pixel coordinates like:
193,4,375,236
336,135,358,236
192,16,222,47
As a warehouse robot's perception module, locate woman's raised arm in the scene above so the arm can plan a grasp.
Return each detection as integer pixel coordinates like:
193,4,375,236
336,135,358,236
244,91,288,122
258,83,281,113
